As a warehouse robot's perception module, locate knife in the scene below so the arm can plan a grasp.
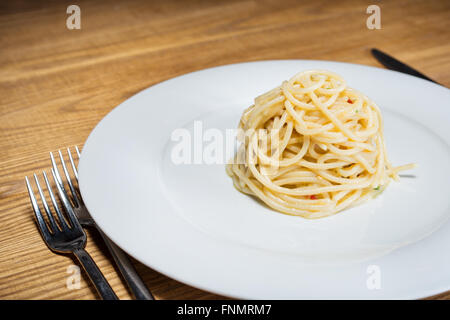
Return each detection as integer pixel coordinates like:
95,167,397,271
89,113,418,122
371,48,441,85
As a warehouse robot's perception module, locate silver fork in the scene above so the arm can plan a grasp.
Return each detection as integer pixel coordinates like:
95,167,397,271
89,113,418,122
25,171,118,300
50,147,154,300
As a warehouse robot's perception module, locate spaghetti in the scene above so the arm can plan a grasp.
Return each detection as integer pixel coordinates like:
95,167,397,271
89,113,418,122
226,70,415,219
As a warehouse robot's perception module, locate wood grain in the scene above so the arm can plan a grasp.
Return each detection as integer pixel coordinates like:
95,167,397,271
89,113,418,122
0,0,449,300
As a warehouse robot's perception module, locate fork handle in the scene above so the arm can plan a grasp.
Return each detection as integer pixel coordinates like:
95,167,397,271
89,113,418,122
97,229,154,300
73,248,118,300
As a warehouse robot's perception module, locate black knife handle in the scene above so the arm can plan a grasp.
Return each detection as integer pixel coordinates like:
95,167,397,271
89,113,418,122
371,48,441,86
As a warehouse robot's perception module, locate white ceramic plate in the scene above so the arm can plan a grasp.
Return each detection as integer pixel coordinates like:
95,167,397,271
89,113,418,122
79,60,450,299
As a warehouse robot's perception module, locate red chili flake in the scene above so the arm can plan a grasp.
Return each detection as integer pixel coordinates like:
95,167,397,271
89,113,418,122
310,195,317,200
347,99,353,104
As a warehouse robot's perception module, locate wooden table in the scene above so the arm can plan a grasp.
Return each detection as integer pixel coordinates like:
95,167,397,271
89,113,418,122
1,0,449,300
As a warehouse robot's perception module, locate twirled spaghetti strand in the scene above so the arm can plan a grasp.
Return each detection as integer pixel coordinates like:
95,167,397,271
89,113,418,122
226,70,414,219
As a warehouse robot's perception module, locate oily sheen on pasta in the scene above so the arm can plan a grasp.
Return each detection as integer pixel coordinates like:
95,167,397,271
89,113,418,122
226,70,414,219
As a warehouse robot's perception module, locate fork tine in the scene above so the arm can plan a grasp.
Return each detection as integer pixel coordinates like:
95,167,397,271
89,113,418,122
67,147,78,180
50,151,66,188
25,176,52,239
58,150,80,207
50,151,72,203
33,173,59,233
51,167,81,229
42,171,70,232
67,147,84,205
